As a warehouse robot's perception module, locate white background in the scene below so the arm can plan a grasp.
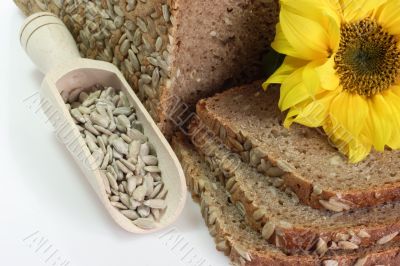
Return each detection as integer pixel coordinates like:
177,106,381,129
0,1,229,265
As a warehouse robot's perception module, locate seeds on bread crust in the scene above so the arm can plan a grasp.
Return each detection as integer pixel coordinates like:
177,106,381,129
377,231,399,245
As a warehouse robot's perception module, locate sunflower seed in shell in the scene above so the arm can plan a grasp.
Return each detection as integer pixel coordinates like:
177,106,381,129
133,218,156,229
121,210,139,220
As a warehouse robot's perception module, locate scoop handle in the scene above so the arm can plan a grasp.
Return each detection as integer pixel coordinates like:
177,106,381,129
20,12,81,74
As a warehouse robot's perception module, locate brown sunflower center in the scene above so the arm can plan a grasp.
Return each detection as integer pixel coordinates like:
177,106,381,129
334,18,400,96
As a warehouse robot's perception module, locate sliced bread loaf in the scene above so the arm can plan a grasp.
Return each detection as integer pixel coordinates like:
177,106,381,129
193,81,400,211
14,0,279,137
187,122,400,254
172,135,400,266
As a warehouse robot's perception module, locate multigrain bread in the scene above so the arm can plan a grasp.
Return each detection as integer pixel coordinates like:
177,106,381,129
172,136,400,266
14,0,279,137
187,122,400,254
193,81,400,211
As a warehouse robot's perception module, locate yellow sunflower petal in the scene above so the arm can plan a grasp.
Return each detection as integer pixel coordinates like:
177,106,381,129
263,56,307,89
280,6,330,60
293,90,339,127
302,61,321,96
280,0,341,27
283,101,308,128
364,95,392,151
323,122,372,163
279,67,311,111
390,85,400,97
279,62,323,111
380,90,400,149
347,139,372,163
329,92,369,137
280,0,341,51
340,0,387,22
315,56,340,91
376,0,400,36
270,23,299,58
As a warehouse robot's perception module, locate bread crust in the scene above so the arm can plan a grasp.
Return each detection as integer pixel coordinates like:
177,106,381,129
194,81,400,212
187,120,400,254
173,136,400,266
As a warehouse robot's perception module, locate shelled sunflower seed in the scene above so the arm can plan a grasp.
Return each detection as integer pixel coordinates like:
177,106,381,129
65,84,168,230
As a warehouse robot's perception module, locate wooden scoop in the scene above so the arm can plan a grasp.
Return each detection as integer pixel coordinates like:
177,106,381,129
20,12,187,233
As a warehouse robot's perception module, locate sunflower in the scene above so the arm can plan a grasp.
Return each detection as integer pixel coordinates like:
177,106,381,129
264,0,400,162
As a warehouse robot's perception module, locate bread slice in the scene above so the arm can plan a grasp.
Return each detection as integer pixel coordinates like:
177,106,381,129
187,120,400,254
192,81,400,211
14,0,279,137
172,135,400,266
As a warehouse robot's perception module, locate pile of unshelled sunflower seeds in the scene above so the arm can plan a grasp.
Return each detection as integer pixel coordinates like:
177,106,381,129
63,84,168,229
